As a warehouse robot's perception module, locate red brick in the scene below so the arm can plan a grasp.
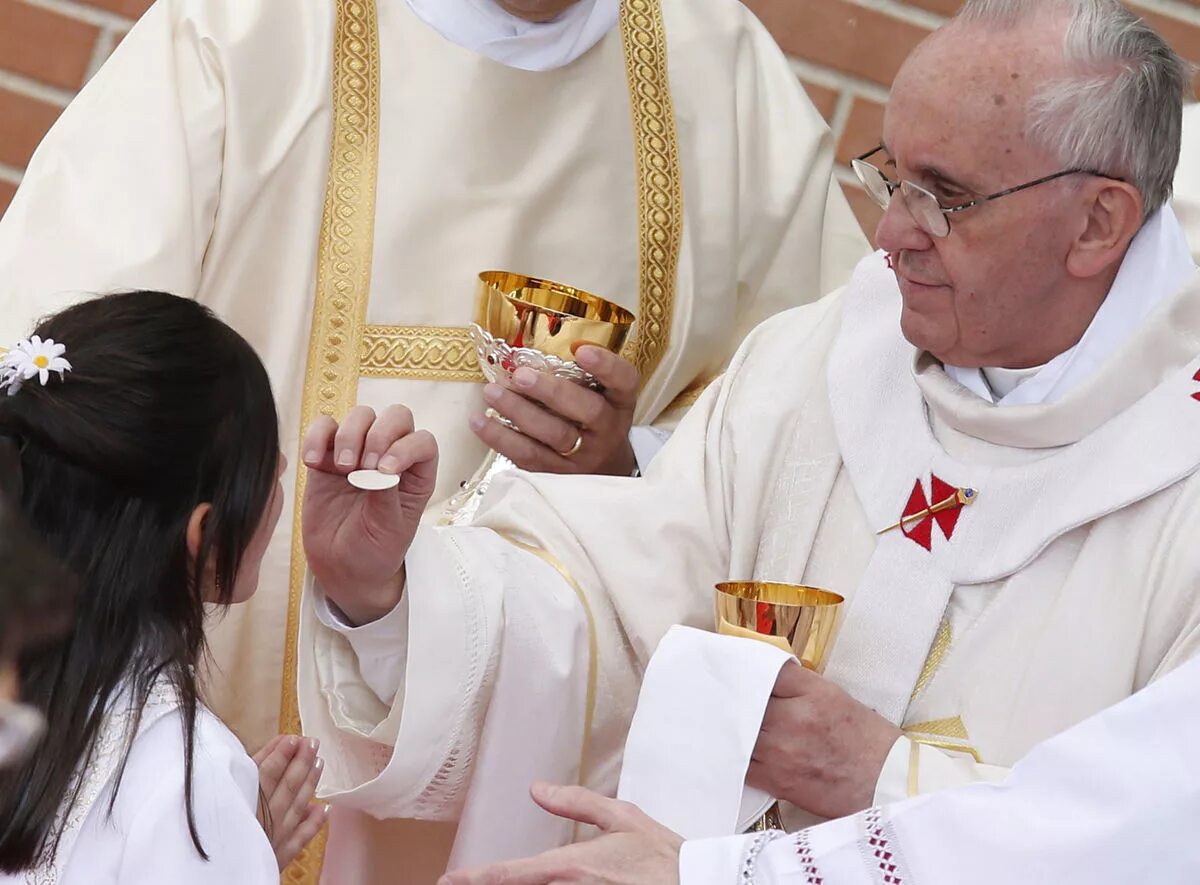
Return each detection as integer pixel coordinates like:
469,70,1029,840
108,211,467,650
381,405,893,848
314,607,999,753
76,0,153,19
0,88,63,168
801,79,840,123
842,181,884,248
745,0,932,86
0,0,100,90
836,96,886,166
0,180,16,219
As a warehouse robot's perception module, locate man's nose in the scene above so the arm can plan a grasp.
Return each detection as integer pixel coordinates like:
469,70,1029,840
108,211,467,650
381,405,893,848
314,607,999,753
875,192,934,256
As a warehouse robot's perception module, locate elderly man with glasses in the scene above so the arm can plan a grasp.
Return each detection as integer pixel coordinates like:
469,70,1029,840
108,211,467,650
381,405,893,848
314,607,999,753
297,0,1200,877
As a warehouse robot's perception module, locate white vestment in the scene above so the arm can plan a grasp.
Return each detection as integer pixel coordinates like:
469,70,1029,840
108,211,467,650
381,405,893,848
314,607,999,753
302,247,1200,869
0,0,867,878
680,650,1200,884
0,683,276,885
1176,103,1200,262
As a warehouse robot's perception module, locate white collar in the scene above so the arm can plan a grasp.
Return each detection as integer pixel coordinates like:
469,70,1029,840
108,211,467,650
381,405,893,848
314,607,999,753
946,205,1198,406
404,0,620,71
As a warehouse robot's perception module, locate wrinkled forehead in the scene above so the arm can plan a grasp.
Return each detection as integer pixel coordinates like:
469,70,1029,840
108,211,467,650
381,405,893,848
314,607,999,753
884,22,1067,177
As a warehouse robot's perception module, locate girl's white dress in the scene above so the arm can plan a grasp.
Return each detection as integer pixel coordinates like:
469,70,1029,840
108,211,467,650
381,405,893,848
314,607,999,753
2,682,277,884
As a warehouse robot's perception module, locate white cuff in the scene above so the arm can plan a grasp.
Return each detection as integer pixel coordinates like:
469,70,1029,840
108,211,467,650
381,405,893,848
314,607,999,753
311,574,411,707
679,834,754,885
629,424,672,474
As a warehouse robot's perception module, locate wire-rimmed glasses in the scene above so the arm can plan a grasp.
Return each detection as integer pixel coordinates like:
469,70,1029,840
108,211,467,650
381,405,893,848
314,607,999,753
851,145,1122,238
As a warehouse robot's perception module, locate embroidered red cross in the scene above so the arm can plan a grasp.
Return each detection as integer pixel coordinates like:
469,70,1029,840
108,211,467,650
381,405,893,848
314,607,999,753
898,475,973,552
1191,369,1200,402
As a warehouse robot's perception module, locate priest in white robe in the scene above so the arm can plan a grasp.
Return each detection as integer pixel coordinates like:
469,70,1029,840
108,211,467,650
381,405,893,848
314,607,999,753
298,0,1200,874
0,0,868,879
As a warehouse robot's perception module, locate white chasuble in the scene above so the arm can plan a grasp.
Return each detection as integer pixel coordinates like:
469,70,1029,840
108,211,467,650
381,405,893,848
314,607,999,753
302,249,1200,868
0,0,867,879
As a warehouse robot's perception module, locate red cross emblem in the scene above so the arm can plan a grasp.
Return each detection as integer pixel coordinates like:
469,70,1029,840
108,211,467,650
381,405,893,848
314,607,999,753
880,475,978,552
1191,369,1200,402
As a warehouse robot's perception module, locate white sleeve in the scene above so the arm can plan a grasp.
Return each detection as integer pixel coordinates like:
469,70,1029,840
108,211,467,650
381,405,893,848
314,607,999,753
111,714,278,884
0,0,225,336
311,586,410,707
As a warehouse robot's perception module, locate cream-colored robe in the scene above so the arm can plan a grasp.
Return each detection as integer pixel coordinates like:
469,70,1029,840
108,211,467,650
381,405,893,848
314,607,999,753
304,251,1200,869
1176,103,1200,262
0,0,867,878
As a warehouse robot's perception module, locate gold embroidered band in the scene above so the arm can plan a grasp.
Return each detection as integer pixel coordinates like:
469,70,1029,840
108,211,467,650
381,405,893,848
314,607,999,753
359,324,485,382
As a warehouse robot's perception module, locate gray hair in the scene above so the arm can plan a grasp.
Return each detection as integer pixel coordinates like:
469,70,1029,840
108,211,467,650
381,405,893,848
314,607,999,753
955,0,1193,214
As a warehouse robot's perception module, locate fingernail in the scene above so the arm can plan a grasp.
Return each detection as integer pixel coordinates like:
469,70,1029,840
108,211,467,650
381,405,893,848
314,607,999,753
362,453,379,470
378,455,400,474
304,450,319,465
288,735,300,749
337,449,355,467
513,368,537,389
482,383,503,404
575,346,600,369
307,738,320,753
316,757,325,772
469,415,487,433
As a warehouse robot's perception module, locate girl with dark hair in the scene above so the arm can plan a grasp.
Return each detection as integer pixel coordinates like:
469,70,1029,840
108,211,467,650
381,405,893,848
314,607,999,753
0,291,326,883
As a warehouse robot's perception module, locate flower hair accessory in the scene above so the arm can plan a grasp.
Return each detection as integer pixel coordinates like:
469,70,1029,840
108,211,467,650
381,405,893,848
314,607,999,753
0,336,72,396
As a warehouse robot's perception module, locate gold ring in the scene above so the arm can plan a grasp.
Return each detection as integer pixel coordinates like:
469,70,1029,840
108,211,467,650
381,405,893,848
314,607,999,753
559,433,584,459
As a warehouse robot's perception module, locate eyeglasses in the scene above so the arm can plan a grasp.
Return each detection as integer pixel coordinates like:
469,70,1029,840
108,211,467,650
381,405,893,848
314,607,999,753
0,700,44,767
851,146,1122,238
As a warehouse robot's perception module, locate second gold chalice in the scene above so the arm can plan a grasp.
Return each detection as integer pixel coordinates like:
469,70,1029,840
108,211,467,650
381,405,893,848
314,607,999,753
442,272,636,524
715,581,844,832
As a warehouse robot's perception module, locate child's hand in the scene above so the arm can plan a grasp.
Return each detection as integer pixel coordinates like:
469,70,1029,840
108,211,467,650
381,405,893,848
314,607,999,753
253,734,328,871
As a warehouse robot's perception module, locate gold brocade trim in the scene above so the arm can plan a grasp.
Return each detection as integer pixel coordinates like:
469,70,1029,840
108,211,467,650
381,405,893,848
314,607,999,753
619,0,683,387
665,374,718,411
497,533,599,844
281,1,382,882
904,717,983,763
911,618,952,700
359,324,485,382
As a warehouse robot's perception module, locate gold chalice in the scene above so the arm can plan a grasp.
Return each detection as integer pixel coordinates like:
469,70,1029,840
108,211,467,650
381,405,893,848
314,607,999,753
715,581,844,832
441,272,636,524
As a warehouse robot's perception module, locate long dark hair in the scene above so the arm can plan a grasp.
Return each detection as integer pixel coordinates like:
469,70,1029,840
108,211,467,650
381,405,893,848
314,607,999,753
0,291,280,871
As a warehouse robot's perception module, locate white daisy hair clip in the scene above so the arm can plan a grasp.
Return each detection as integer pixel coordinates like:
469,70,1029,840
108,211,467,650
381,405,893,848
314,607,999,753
0,336,73,397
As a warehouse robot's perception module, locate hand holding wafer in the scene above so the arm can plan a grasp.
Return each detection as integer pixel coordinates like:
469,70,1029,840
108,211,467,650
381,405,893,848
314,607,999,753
301,405,438,625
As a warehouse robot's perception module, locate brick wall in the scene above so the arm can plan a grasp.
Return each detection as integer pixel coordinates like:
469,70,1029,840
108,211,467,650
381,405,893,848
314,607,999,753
1,0,1199,239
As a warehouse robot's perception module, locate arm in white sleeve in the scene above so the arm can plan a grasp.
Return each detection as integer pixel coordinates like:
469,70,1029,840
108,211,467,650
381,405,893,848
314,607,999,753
681,654,1200,884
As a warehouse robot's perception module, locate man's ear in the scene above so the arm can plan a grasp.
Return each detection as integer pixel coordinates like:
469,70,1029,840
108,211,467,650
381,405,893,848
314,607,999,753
186,503,212,561
1065,181,1144,280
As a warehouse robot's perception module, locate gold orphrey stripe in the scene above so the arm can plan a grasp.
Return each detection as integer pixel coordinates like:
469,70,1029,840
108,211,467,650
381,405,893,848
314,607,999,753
280,0,381,882
620,0,683,385
280,2,681,880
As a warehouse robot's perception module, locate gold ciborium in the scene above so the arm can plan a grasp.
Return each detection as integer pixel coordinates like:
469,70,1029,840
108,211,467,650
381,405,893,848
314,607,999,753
715,581,844,831
441,272,636,524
